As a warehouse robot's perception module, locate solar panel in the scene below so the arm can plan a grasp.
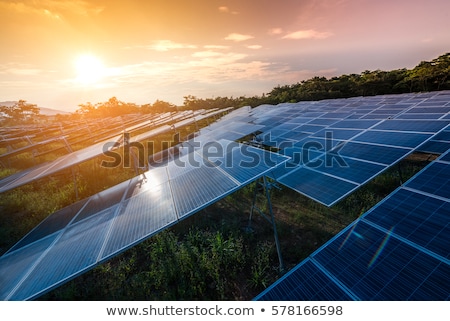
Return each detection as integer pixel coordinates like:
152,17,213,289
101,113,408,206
404,161,450,199
306,156,386,184
0,109,235,194
352,130,433,148
364,189,449,259
255,150,450,301
0,139,289,300
329,141,410,165
372,120,449,133
278,168,358,206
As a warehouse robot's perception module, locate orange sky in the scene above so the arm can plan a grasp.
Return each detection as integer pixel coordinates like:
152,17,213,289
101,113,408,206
1,0,449,112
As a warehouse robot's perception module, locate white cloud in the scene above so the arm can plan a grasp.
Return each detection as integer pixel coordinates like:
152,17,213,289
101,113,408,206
268,28,283,35
1,0,104,18
247,45,262,50
224,33,254,42
0,63,44,76
192,51,223,58
282,29,333,40
148,40,197,51
218,6,238,14
204,45,230,50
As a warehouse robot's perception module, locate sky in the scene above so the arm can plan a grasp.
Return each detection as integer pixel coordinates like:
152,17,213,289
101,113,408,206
1,0,449,112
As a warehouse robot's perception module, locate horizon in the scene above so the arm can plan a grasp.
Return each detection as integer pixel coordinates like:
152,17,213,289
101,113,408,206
1,0,450,112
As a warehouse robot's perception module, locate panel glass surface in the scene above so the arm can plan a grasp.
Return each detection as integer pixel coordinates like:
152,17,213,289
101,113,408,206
216,144,289,184
364,188,450,259
9,206,117,300
372,120,449,133
329,119,380,129
7,198,89,253
405,162,450,199
100,181,177,259
256,259,353,301
311,128,362,141
170,164,238,218
329,142,410,165
417,140,450,154
0,233,59,300
352,131,433,148
278,168,358,206
306,155,386,184
313,221,449,300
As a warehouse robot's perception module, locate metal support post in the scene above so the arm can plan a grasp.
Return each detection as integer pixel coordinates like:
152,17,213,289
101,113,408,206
248,176,285,274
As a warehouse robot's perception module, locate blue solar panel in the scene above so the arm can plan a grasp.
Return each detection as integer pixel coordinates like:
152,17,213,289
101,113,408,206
0,233,59,301
364,189,450,259
278,168,358,206
215,143,291,184
278,131,310,141
281,147,323,166
306,156,386,184
397,113,445,120
311,128,362,141
372,120,449,133
440,151,450,163
405,162,450,199
306,118,339,126
352,131,433,148
0,139,289,300
256,147,450,301
329,142,410,165
100,181,178,259
256,259,354,301
311,221,449,300
5,198,89,254
294,137,342,152
293,124,326,134
329,119,380,129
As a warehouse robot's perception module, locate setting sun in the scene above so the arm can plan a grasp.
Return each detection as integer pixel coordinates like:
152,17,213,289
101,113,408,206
74,54,105,85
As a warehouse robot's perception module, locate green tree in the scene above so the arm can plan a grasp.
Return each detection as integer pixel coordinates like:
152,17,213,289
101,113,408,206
0,100,40,124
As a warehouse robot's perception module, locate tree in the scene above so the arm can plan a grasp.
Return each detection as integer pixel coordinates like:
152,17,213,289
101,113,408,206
0,100,40,124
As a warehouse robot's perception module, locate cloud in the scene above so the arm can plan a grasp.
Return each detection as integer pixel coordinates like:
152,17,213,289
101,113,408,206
0,63,44,76
224,33,254,42
268,28,283,35
218,6,238,14
204,45,230,50
282,29,333,40
0,0,104,18
192,51,223,58
93,49,277,89
148,40,197,51
247,45,262,50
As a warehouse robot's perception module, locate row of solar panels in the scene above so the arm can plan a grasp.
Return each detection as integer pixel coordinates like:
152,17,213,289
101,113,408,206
0,108,231,193
256,150,450,300
0,139,288,300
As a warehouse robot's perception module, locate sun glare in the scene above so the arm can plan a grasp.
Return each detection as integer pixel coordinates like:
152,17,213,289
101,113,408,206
75,54,105,85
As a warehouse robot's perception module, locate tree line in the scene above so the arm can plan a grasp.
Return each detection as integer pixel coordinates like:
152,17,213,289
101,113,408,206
2,53,449,123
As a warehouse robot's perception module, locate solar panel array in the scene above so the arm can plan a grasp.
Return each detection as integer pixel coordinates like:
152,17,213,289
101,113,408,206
1,90,450,301
255,150,450,301
0,108,229,193
0,139,288,300
249,92,450,206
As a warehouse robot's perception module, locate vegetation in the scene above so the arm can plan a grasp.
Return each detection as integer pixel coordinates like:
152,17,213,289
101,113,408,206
0,100,41,125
